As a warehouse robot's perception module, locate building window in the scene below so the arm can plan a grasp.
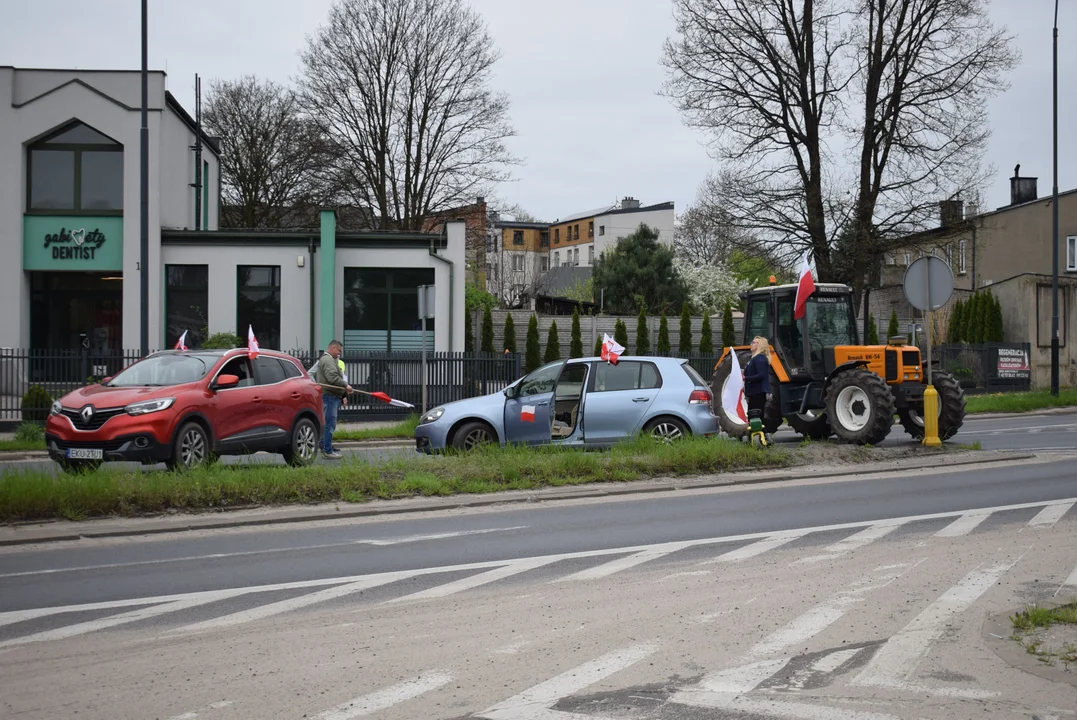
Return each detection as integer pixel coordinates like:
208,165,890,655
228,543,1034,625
573,224,580,240
903,253,910,266
554,228,560,243
588,221,594,238
343,268,435,352
1067,236,1077,272
599,225,605,236
588,246,594,264
202,160,210,229
574,248,580,265
540,256,549,272
944,244,953,268
165,265,208,349
540,231,550,248
27,121,123,213
512,254,524,272
513,230,524,246
236,266,281,351
959,239,968,274
554,251,560,266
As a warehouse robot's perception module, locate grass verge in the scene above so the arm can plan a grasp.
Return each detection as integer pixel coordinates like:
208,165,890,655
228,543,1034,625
1010,602,1077,668
966,388,1077,414
0,436,790,522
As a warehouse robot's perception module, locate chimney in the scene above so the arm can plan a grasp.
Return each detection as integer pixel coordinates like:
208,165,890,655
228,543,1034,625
939,199,964,227
476,196,485,205
620,196,640,210
1009,165,1038,206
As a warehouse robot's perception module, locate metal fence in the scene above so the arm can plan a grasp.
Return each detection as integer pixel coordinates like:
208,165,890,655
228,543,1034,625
933,343,1032,393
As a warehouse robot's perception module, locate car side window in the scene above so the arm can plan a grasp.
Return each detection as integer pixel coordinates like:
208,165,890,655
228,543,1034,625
594,361,641,392
517,361,564,396
254,357,287,386
639,362,662,390
280,358,303,379
219,357,255,388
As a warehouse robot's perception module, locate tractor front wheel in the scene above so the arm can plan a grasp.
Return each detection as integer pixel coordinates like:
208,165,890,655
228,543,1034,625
825,369,895,445
898,370,967,441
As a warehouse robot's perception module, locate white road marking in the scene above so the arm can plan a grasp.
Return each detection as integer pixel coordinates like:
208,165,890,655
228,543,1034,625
1056,562,1077,597
670,693,903,720
958,421,1077,436
853,557,1021,689
700,530,808,564
556,542,695,582
0,526,528,579
165,701,232,720
1028,502,1075,527
493,639,532,655
934,511,991,537
389,557,557,602
356,526,528,546
312,671,452,720
659,570,712,582
2,498,1070,639
811,647,862,674
747,562,917,660
172,573,414,634
700,597,757,623
697,658,790,693
477,643,657,720
794,523,901,565
0,590,250,648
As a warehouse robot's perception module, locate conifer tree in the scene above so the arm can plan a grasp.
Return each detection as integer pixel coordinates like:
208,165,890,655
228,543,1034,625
569,308,584,358
503,314,517,353
679,304,692,354
544,321,561,363
635,308,650,355
524,314,541,372
657,312,671,355
721,303,736,348
481,306,495,353
699,314,714,355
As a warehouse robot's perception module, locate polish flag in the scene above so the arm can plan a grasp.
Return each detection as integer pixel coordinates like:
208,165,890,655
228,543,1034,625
247,325,260,359
521,404,536,422
721,349,748,423
368,391,415,409
600,333,625,364
793,253,816,320
174,330,188,351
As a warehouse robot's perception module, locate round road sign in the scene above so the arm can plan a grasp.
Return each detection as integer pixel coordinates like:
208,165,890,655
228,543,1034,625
903,256,954,312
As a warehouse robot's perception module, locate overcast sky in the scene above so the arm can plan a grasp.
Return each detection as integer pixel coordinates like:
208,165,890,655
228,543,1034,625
3,0,1074,223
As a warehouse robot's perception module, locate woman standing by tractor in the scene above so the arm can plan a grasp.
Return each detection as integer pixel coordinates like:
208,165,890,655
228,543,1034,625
743,337,773,446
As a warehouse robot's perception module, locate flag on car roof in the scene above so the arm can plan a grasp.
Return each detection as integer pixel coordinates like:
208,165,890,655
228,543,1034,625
600,333,625,365
721,348,748,423
174,330,188,351
793,252,816,320
247,325,260,359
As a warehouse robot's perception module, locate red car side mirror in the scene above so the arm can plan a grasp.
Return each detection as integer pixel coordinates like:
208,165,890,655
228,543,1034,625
216,374,240,389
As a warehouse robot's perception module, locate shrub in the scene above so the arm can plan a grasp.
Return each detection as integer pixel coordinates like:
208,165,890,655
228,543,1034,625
614,319,629,349
21,385,53,425
866,314,879,345
525,315,541,373
481,306,495,353
887,309,900,341
503,314,517,354
569,309,584,358
656,312,671,355
200,332,241,349
635,308,650,355
699,314,714,355
721,303,736,348
544,321,561,363
15,422,44,443
679,305,692,354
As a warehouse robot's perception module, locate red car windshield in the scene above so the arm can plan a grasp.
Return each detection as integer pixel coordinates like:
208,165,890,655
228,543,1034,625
107,354,218,387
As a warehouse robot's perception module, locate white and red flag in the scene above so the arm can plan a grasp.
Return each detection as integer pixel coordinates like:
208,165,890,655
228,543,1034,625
793,253,816,320
174,330,188,351
247,325,260,359
721,349,748,423
600,333,625,364
368,391,415,409
520,404,536,422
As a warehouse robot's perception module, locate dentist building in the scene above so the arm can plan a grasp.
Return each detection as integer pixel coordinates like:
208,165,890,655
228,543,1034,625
0,66,465,358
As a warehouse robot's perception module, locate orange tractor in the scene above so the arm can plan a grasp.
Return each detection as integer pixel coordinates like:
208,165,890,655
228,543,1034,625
712,280,966,445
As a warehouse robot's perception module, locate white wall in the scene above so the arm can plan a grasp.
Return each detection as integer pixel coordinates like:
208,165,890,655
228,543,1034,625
161,244,312,351
593,207,675,260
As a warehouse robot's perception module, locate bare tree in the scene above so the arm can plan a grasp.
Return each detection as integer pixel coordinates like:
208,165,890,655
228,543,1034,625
298,0,517,231
203,76,330,229
664,0,1017,309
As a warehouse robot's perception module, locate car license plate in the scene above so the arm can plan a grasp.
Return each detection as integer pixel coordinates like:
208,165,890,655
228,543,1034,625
66,448,103,460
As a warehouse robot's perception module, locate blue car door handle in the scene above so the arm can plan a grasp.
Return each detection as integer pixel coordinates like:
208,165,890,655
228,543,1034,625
536,401,549,406
633,397,650,403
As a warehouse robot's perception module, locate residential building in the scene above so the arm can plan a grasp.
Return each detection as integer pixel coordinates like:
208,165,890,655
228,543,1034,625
548,197,675,269
486,218,549,306
0,66,465,355
874,169,1077,387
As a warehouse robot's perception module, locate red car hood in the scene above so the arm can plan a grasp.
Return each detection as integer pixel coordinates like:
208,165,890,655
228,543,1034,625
60,383,188,409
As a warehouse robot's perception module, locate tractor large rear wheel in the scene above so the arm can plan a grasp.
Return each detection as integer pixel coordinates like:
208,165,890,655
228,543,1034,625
825,369,895,445
786,411,832,440
898,370,966,441
711,356,782,439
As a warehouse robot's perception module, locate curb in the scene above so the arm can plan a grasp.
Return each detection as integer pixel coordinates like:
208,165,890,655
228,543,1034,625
0,438,413,462
0,450,1036,547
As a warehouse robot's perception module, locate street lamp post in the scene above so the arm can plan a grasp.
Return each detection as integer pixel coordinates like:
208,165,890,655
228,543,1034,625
139,0,150,357
1050,0,1061,396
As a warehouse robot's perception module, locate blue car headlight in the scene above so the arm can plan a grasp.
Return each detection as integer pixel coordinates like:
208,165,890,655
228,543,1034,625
420,407,445,425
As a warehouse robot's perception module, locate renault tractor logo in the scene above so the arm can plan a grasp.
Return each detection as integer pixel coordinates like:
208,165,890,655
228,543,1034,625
80,405,94,423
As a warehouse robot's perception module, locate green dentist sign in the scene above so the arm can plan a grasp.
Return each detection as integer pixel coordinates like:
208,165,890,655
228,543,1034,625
23,216,124,271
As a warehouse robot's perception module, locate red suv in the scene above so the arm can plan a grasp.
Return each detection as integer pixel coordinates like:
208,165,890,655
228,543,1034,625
45,349,324,472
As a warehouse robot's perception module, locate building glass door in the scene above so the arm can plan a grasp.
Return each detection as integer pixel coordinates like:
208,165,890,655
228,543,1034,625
30,272,123,351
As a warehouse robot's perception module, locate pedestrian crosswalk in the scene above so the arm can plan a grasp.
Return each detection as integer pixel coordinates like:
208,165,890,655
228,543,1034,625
3,496,1077,719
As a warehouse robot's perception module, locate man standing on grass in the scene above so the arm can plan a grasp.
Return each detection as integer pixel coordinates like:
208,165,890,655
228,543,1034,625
315,340,351,459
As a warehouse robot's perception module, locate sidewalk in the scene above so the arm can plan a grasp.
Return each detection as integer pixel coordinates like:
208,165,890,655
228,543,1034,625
0,449,1038,546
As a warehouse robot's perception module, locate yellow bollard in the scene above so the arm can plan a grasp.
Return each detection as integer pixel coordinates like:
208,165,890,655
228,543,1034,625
922,385,941,447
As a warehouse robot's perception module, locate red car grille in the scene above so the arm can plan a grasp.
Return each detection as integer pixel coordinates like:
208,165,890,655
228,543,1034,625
61,406,126,431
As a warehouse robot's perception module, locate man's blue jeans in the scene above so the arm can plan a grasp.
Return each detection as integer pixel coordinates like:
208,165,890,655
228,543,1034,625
322,394,341,453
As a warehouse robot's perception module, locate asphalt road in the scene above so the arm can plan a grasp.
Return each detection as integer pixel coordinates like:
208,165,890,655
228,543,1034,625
2,411,1076,475
2,451,1076,718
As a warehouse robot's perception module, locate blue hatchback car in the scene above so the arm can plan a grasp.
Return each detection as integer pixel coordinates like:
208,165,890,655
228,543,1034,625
414,356,717,453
